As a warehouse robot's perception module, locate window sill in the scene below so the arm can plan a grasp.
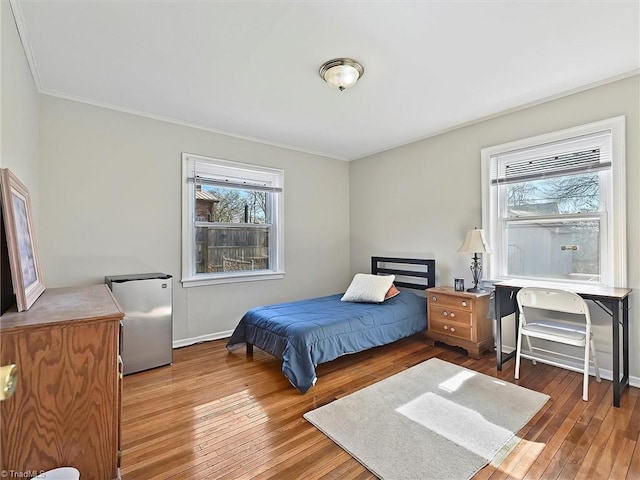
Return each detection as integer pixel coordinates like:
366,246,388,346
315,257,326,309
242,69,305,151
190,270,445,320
182,271,285,287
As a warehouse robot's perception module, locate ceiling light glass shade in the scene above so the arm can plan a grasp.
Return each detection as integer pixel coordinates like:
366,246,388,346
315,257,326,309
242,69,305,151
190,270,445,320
319,58,364,91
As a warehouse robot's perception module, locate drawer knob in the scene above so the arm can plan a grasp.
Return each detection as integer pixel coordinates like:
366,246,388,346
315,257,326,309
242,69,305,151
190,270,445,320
443,311,448,316
450,327,456,332
432,296,437,302
450,312,455,318
443,325,448,330
461,301,467,307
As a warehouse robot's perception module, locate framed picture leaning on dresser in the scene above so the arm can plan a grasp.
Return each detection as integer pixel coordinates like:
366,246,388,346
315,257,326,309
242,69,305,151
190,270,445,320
0,168,45,311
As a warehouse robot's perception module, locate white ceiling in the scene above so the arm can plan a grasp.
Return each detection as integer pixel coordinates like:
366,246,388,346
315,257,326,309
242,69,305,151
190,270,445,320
11,0,640,161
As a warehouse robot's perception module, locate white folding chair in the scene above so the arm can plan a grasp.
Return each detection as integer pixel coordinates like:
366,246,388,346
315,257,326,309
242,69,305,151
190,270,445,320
515,287,601,401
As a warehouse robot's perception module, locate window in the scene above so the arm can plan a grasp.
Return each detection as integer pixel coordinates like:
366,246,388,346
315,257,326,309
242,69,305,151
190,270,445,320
182,153,284,286
481,116,626,287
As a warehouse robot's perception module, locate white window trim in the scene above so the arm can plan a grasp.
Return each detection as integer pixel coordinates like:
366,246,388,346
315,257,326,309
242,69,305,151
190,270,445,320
181,153,285,287
481,116,626,287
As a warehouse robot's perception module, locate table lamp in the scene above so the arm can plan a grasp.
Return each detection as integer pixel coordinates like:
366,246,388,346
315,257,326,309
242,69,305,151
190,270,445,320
457,228,492,293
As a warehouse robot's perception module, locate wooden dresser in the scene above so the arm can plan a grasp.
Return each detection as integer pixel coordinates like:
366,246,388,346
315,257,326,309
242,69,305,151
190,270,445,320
0,285,124,479
426,286,493,359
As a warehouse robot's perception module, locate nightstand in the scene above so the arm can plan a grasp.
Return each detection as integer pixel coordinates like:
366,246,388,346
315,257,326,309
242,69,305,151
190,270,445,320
426,286,493,359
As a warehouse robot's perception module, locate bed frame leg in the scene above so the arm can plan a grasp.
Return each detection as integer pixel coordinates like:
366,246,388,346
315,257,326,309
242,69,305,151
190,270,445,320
246,343,253,356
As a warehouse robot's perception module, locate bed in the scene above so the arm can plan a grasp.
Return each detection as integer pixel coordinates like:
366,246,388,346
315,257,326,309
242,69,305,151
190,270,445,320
226,257,436,393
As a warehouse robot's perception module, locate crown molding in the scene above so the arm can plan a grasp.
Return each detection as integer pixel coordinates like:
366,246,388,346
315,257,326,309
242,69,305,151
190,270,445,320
9,0,43,91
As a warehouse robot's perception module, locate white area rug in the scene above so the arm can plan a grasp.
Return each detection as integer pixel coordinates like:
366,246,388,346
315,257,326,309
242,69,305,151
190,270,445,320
304,358,549,480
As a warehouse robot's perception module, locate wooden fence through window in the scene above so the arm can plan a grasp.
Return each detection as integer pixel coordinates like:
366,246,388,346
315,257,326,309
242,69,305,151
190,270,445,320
196,226,269,273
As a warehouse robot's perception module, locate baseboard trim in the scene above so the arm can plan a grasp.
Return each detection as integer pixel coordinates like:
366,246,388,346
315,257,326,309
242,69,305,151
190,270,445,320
173,330,233,349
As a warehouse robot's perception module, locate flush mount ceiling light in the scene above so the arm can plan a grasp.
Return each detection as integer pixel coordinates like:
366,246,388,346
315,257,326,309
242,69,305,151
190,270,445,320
319,58,364,91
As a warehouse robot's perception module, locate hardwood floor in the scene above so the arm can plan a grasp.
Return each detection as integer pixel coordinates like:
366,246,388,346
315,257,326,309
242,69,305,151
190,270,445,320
120,335,640,479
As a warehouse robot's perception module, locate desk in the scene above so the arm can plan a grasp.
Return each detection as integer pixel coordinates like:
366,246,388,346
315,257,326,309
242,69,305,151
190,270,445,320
494,279,632,407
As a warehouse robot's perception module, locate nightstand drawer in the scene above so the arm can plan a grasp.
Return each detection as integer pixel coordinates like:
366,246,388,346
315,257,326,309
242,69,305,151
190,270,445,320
430,305,472,326
427,292,473,312
429,319,472,341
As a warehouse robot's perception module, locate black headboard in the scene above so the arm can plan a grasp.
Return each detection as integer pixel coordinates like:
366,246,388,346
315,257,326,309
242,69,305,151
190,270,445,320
371,257,436,290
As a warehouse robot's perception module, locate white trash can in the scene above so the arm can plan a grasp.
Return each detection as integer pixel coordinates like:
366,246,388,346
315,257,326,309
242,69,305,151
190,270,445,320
41,467,80,479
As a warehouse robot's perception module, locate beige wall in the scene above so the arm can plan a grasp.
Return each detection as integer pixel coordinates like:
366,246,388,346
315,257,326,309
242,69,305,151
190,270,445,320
350,74,640,380
38,96,351,342
1,0,39,215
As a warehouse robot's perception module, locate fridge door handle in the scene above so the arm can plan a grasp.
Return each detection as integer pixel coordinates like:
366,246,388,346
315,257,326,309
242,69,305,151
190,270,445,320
119,321,124,354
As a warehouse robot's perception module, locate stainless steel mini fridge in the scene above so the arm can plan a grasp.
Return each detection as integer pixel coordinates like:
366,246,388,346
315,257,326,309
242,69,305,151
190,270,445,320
105,273,173,375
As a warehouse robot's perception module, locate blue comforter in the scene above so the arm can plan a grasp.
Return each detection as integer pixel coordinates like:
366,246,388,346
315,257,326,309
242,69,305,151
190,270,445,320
226,291,427,393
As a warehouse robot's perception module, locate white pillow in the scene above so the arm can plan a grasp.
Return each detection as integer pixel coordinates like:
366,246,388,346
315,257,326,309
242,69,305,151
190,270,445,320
341,273,396,303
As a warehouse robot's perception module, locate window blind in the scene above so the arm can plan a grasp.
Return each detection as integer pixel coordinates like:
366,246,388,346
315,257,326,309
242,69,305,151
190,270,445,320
187,159,283,193
490,130,612,185
190,175,283,193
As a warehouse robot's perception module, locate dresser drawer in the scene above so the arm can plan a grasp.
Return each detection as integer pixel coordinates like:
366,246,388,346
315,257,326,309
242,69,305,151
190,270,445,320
429,319,472,341
429,305,472,326
428,292,473,312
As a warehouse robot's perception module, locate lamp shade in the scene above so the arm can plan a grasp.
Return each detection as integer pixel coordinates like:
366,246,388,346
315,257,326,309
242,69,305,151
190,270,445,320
457,229,493,254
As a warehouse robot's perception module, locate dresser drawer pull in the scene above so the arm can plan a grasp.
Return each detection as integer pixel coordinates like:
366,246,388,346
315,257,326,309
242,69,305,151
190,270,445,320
443,311,448,316
432,296,437,302
450,327,456,332
461,301,467,307
443,325,448,330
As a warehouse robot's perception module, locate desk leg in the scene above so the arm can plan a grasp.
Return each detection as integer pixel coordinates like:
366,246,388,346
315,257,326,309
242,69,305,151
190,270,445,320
612,297,630,408
613,300,620,407
496,288,518,371
496,289,503,371
624,296,630,391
